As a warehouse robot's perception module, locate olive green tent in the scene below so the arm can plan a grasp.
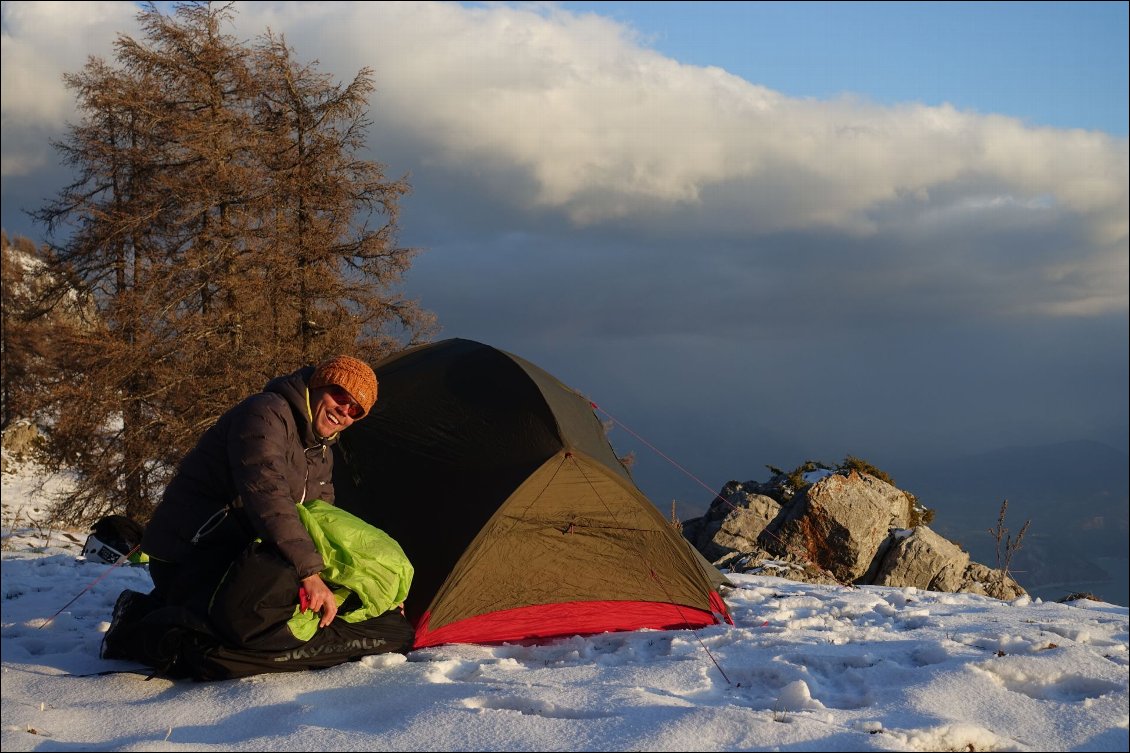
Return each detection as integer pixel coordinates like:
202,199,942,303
333,338,730,648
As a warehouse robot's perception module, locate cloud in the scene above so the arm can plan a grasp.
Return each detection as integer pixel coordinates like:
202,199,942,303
2,1,1126,325
229,1,1125,322
243,3,1128,233
1,1,139,175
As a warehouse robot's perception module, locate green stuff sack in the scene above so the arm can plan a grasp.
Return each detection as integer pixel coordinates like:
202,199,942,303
288,499,414,641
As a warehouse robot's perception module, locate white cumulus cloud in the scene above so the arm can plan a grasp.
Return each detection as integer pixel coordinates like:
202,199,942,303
2,1,1126,318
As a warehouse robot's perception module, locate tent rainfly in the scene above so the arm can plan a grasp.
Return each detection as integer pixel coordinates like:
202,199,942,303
333,338,732,648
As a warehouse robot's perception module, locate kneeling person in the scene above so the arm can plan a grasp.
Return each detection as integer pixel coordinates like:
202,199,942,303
103,355,414,679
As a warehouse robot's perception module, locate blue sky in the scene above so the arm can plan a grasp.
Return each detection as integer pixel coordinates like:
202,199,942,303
557,1,1129,135
2,1,1127,516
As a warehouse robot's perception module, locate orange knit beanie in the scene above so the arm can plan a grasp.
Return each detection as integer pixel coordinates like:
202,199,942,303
310,355,378,418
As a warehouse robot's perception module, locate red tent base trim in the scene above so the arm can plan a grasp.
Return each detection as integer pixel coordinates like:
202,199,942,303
413,593,733,649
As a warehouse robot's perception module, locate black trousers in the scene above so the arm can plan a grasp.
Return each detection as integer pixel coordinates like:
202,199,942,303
137,543,416,679
149,551,233,618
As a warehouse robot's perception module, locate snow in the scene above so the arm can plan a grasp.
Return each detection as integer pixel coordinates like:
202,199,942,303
2,462,1128,752
803,469,835,484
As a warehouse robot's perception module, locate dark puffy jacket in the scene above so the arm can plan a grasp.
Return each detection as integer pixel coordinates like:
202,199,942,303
142,366,337,578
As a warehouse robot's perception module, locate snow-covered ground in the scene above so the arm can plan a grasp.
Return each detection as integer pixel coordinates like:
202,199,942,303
2,462,1127,752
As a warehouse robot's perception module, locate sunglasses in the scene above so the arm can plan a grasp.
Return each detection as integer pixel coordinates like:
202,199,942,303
326,385,364,419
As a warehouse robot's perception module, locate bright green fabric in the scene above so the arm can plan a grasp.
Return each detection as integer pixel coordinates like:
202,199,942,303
287,499,414,642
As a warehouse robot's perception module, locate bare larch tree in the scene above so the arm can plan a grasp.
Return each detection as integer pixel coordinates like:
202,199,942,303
31,2,435,526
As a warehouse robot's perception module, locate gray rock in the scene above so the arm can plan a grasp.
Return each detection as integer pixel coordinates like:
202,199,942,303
685,468,1028,601
875,526,969,592
758,471,913,583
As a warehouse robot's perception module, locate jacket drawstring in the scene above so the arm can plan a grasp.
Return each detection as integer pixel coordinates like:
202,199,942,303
190,507,230,546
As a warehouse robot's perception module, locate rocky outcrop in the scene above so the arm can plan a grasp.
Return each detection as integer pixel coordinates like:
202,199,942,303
759,471,914,583
0,420,40,474
684,469,1026,600
875,526,1025,600
682,481,780,562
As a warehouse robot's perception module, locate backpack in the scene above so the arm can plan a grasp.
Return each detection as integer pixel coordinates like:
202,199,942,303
83,515,147,565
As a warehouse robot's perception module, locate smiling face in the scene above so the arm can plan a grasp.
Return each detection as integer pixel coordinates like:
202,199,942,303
310,386,362,439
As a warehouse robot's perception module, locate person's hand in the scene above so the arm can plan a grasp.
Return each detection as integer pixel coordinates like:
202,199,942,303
300,573,337,628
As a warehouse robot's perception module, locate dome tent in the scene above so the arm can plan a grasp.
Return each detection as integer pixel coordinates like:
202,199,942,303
332,338,731,648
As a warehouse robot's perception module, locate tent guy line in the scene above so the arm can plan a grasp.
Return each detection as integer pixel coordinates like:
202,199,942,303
590,401,723,505
39,543,142,630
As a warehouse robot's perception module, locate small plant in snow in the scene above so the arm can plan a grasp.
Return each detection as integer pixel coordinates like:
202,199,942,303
987,499,1030,579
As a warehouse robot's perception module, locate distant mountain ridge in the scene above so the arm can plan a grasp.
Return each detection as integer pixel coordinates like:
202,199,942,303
892,439,1127,510
888,440,1128,605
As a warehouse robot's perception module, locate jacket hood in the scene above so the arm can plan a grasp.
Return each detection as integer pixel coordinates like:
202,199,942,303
264,366,337,447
